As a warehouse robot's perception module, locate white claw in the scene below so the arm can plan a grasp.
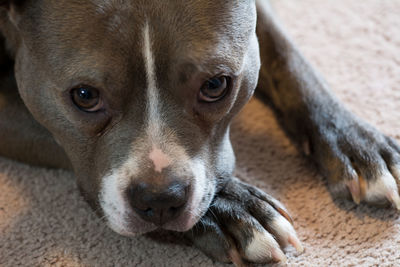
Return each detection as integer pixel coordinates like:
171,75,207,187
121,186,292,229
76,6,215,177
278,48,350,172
289,234,304,253
390,164,400,180
302,139,311,156
387,190,400,210
229,249,246,267
346,177,361,205
271,248,287,263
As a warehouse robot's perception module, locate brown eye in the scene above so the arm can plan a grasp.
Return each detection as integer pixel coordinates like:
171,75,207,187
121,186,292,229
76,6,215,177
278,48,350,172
71,86,102,112
199,76,229,102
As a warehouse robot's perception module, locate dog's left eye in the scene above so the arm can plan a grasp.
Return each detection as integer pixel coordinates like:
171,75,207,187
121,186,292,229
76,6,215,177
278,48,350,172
199,76,230,102
71,86,103,112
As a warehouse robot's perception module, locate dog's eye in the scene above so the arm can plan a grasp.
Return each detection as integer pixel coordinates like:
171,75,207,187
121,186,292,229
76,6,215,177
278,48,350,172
199,76,229,102
71,86,102,112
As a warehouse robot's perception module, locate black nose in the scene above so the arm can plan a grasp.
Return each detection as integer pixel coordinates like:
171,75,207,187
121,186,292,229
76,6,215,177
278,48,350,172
127,181,189,226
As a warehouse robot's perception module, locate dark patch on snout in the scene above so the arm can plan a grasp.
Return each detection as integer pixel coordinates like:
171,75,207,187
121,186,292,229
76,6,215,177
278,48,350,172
127,180,190,226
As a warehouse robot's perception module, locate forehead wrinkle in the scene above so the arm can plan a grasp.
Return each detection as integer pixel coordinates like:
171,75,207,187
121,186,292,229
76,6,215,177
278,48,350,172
91,0,253,84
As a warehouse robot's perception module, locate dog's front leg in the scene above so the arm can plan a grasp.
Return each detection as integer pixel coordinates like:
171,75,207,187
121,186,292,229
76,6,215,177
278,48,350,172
255,0,400,207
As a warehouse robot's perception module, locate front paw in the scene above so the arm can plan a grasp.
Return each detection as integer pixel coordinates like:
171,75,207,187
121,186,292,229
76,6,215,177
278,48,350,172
185,178,303,266
307,114,400,209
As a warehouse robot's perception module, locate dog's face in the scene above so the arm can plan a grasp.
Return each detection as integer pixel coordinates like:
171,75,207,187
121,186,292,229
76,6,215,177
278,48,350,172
7,0,260,235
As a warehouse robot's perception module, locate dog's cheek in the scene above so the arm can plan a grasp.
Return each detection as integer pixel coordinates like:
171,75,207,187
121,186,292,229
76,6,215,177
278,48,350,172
233,33,261,112
213,132,236,190
178,168,217,232
76,181,103,216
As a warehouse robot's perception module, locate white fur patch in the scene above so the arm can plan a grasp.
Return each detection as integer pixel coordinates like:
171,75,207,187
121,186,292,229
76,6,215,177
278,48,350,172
149,145,171,173
244,229,283,263
365,169,398,202
271,216,304,253
142,21,162,136
100,169,130,234
143,23,157,97
142,21,168,150
100,147,208,234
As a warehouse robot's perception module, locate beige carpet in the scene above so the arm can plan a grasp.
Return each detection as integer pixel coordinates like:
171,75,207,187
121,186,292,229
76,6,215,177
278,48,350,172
1,0,400,266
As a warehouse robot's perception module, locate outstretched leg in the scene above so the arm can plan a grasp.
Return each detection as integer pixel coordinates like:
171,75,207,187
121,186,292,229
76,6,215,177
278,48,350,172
255,0,400,207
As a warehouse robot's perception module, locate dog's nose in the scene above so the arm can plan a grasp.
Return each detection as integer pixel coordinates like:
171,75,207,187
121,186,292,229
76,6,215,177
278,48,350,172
127,181,189,226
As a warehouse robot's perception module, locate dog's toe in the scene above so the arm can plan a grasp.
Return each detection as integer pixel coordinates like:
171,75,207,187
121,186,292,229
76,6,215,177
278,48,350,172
363,168,400,208
269,215,304,253
243,227,285,263
325,127,400,209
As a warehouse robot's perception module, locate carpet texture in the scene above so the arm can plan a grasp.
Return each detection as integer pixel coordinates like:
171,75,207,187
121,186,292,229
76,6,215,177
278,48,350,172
1,0,400,266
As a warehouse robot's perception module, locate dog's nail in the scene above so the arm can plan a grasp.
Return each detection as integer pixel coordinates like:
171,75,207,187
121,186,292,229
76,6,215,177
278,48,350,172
302,139,311,156
358,175,368,200
271,248,287,263
288,234,304,253
229,248,246,267
387,190,400,211
389,165,400,180
347,178,361,204
276,207,293,225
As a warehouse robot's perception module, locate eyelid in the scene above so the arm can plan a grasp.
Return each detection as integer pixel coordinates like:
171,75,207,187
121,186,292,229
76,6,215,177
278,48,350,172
82,98,104,113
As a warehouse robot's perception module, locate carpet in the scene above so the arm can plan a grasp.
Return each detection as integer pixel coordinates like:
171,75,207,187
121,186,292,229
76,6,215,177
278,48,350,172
1,0,400,266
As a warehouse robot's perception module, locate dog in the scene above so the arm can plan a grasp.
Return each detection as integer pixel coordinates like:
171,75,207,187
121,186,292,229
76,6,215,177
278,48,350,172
1,0,400,265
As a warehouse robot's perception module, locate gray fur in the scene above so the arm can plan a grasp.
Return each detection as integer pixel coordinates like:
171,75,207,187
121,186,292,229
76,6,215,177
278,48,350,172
0,0,399,265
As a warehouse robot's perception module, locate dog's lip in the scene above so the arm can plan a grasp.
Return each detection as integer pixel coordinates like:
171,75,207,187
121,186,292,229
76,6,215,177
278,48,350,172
162,192,212,232
114,211,197,236
111,193,199,235
161,188,202,231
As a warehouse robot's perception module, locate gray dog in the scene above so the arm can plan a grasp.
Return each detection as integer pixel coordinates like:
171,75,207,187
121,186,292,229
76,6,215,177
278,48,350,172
1,0,399,265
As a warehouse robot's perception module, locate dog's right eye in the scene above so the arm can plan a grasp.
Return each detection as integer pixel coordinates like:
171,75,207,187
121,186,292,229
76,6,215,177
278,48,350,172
199,76,230,103
70,86,103,112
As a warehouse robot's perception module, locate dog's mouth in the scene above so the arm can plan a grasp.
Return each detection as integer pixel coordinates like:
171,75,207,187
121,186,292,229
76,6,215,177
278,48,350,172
99,155,215,236
162,183,213,232
103,184,214,236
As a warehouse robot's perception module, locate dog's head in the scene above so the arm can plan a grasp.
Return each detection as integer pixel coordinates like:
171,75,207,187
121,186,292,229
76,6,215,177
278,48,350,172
1,0,260,235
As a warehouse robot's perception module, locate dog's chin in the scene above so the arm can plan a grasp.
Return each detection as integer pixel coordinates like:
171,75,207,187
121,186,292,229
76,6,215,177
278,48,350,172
162,202,210,232
107,210,205,237
107,221,155,237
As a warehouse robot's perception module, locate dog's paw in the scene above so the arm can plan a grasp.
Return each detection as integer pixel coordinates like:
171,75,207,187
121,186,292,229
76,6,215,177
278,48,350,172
306,115,400,209
185,178,303,266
